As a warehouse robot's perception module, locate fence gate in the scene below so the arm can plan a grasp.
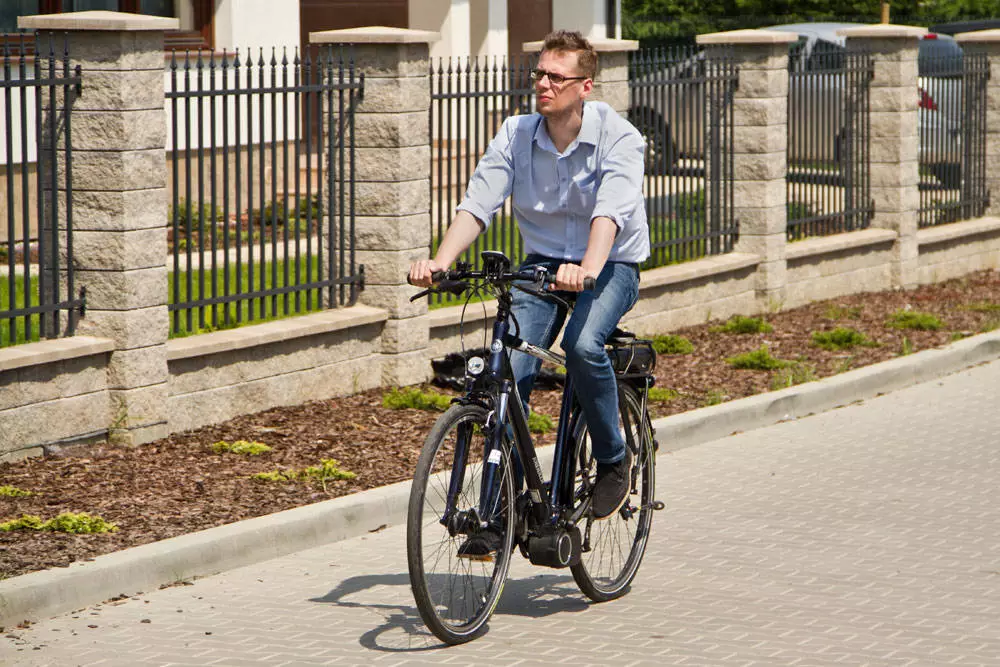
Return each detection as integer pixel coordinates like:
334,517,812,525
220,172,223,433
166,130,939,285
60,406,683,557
165,46,364,337
1,36,84,348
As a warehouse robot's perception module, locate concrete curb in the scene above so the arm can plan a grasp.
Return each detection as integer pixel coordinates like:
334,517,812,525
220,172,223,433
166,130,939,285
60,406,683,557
3,329,999,628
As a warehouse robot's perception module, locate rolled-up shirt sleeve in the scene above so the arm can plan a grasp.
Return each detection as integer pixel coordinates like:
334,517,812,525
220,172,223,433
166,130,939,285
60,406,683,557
456,119,516,231
590,130,645,231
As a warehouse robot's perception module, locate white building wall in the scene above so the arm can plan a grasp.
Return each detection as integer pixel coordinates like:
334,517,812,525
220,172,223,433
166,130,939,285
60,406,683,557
214,0,300,53
411,0,471,63
552,0,606,40
470,0,507,59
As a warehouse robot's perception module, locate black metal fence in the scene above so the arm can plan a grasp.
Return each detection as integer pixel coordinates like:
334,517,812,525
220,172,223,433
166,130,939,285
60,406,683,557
918,50,990,228
1,35,84,348
166,46,363,337
429,55,535,304
786,43,874,240
629,46,739,266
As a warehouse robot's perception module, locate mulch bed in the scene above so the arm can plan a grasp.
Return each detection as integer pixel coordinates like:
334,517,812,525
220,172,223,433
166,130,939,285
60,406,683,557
2,269,999,583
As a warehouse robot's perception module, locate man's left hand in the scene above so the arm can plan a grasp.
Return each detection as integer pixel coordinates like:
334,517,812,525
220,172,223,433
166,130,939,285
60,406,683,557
553,263,597,292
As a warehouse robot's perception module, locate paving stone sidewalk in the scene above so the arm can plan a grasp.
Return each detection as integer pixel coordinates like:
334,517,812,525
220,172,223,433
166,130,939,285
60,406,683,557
3,360,1000,666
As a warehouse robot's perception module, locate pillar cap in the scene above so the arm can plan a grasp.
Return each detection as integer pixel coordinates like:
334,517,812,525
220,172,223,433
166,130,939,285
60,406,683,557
955,29,1000,43
19,10,179,32
836,24,927,39
310,26,439,45
522,38,639,53
697,29,798,45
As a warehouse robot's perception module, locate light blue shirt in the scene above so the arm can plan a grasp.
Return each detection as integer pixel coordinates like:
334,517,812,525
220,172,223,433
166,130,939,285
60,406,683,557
457,100,650,264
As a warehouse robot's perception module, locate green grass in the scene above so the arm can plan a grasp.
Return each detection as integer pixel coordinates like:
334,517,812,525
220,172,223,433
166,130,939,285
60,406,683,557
169,255,329,338
727,345,791,370
811,327,876,351
886,310,944,331
712,315,774,335
651,334,694,355
0,485,33,498
770,361,818,390
0,273,41,347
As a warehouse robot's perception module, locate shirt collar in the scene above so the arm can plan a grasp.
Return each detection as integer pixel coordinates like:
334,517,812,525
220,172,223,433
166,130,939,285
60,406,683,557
533,102,600,155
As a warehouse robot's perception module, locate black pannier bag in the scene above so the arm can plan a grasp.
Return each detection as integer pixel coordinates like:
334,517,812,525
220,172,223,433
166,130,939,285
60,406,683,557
607,339,656,378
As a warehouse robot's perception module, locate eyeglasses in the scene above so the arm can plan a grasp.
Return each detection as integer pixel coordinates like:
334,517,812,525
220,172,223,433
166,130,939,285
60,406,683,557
530,68,588,86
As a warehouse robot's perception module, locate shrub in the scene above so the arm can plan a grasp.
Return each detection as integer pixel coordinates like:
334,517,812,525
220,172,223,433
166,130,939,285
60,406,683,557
527,412,555,434
962,302,1000,313
252,459,357,488
647,387,679,402
382,387,452,411
887,310,943,331
0,512,117,534
811,327,875,351
823,304,862,320
727,345,791,370
0,485,33,498
211,440,272,456
712,316,773,335
651,334,694,355
300,458,357,483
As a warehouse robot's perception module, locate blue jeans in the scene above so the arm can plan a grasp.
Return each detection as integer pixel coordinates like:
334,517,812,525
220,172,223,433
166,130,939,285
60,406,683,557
509,255,640,465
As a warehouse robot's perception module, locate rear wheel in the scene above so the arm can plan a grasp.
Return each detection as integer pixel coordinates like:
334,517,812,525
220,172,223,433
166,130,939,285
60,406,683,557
570,384,656,602
407,404,515,645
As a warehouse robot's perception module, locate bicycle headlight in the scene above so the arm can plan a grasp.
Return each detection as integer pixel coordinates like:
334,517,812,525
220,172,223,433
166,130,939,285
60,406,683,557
466,356,486,376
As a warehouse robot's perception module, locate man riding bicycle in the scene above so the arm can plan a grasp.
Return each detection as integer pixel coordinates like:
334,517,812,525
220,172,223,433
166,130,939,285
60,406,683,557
409,30,650,558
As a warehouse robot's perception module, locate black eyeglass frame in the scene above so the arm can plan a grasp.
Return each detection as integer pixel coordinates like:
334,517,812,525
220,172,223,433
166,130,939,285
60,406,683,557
530,68,590,86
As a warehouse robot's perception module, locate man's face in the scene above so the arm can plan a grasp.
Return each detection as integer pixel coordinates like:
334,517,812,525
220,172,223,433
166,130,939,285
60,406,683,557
534,49,592,117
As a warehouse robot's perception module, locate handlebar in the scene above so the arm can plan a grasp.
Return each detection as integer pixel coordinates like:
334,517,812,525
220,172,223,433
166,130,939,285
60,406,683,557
407,268,596,292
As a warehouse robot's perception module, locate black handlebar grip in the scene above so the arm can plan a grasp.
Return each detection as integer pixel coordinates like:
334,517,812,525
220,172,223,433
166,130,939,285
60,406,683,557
583,277,597,291
407,270,448,286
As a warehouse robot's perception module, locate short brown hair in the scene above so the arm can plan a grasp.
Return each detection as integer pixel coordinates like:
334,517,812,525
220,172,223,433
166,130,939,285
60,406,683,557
542,30,598,80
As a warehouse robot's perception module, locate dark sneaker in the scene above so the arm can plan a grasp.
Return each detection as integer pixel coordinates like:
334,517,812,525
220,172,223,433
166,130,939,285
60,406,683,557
591,450,633,520
457,526,504,561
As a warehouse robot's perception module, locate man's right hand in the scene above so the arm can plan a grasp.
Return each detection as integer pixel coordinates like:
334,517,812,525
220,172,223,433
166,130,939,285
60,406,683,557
408,259,446,288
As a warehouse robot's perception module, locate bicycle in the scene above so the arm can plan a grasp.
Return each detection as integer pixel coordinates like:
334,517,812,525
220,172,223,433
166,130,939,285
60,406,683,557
406,250,662,645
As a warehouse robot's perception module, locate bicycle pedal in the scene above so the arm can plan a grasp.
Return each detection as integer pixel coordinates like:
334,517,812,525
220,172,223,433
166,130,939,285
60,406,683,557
652,500,665,511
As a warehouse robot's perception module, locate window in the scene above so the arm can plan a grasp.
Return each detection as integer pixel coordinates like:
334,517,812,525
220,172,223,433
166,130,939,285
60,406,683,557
2,0,213,50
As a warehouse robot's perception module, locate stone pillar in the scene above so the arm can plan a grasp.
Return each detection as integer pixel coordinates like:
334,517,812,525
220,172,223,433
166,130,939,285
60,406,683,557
20,11,177,445
310,27,438,387
956,30,1000,218
841,25,925,289
698,29,796,308
522,37,639,115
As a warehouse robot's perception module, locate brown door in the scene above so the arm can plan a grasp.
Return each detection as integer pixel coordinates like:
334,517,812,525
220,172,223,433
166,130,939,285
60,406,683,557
507,0,551,61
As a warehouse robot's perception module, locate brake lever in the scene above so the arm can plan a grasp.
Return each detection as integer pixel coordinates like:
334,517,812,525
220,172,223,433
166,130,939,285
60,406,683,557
514,283,573,311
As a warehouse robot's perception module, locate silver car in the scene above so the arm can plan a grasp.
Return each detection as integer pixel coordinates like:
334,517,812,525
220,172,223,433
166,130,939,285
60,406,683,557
629,23,964,187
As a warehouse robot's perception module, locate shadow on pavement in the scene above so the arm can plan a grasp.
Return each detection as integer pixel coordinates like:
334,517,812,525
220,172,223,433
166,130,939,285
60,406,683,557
310,571,591,652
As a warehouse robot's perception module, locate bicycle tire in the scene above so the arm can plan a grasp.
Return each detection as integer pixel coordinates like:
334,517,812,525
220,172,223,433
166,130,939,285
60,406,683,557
569,383,656,602
406,403,516,645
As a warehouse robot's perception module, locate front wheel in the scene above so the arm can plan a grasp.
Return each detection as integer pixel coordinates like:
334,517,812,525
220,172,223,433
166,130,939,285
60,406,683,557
406,404,515,645
570,384,656,602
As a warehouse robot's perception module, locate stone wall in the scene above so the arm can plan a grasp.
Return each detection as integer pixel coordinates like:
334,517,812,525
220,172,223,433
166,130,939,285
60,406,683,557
0,337,113,461
916,217,1000,285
